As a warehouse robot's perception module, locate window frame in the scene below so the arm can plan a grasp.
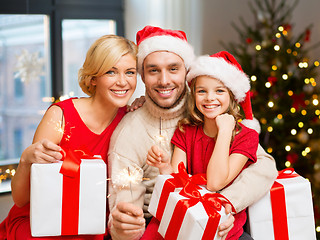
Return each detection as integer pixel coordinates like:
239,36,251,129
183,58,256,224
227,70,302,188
0,0,125,100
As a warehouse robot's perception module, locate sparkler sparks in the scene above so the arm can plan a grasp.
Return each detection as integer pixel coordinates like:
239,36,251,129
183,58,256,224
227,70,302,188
49,109,72,141
155,117,167,148
110,152,149,201
112,166,144,189
54,120,64,134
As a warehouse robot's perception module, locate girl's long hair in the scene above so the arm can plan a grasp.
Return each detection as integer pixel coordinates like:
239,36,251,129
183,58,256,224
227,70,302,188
178,77,243,140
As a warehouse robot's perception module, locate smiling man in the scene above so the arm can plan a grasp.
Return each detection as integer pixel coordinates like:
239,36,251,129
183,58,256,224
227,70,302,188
107,26,277,240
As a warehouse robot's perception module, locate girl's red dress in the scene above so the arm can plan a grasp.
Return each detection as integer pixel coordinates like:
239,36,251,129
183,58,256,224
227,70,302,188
142,123,258,240
0,98,126,240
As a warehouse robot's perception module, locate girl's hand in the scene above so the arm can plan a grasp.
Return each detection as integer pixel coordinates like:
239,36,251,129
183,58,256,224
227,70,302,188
216,113,235,133
146,145,170,169
127,96,145,112
20,139,63,166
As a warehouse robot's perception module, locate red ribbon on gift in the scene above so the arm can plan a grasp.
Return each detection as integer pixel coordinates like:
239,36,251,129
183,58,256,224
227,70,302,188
276,168,299,179
59,147,99,235
270,168,299,240
156,162,207,221
164,181,235,240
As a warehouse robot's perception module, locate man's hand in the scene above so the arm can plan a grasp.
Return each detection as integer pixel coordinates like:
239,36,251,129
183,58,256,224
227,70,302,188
127,96,146,112
109,202,146,240
218,204,235,240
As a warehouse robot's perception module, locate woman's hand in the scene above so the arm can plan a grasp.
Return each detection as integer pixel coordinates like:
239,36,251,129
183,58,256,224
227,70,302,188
20,139,63,166
127,96,145,112
12,139,63,207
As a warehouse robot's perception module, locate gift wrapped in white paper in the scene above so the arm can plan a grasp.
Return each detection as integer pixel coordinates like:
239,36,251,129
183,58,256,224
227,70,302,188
148,174,183,220
30,158,106,237
158,188,229,240
248,170,316,240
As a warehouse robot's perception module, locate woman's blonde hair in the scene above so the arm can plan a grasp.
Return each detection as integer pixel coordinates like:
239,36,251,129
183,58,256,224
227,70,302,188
78,35,138,96
178,77,243,140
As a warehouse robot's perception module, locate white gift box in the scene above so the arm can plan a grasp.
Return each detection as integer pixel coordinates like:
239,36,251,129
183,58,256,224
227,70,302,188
248,170,316,240
149,171,207,221
158,188,229,240
148,174,182,220
30,158,106,237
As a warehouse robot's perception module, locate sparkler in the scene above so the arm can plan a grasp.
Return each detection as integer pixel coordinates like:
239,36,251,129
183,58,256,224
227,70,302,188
112,166,144,188
128,167,133,199
110,153,148,201
156,117,166,149
51,109,71,141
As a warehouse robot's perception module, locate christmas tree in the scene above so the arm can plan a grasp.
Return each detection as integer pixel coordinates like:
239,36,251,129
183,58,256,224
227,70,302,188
221,0,320,236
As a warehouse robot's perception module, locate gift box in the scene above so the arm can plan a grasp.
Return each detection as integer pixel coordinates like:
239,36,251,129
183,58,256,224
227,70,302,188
148,162,206,221
148,174,183,221
248,168,316,240
158,181,232,240
30,154,106,237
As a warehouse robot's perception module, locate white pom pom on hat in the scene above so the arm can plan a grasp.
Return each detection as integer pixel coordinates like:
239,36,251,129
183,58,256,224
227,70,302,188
136,25,195,74
187,51,261,133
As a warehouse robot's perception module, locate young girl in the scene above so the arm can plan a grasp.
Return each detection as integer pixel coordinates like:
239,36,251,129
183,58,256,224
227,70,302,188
147,51,260,240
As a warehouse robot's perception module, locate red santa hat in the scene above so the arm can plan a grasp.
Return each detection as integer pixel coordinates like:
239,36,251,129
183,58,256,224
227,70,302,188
187,51,260,133
136,25,195,74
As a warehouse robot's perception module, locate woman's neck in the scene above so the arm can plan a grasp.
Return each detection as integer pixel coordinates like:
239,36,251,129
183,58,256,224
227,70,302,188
76,96,119,134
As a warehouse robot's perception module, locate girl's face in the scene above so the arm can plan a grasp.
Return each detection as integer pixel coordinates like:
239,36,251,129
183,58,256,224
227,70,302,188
195,75,230,121
92,53,137,108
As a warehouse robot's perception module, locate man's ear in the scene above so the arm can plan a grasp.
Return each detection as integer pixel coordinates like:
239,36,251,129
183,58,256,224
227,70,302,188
141,71,145,84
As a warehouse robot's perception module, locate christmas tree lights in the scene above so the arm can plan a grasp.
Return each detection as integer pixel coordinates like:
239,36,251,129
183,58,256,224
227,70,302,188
222,0,320,236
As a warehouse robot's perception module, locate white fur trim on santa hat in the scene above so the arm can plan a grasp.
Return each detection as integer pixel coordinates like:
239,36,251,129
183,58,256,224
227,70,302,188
241,118,261,134
137,35,195,74
187,55,250,102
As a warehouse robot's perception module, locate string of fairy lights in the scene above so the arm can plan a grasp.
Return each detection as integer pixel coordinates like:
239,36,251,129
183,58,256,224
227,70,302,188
0,165,16,191
248,25,320,170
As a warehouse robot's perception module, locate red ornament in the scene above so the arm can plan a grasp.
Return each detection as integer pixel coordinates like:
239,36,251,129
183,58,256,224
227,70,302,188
283,24,292,31
286,153,298,164
304,29,311,42
290,93,306,110
268,76,278,85
314,204,320,220
246,38,253,44
250,90,258,99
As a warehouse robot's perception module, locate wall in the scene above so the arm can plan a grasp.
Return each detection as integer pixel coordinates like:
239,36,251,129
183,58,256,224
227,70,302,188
124,0,203,100
201,0,320,61
125,0,320,99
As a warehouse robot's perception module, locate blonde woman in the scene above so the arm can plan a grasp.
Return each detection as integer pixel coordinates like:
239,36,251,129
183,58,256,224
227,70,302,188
0,35,138,240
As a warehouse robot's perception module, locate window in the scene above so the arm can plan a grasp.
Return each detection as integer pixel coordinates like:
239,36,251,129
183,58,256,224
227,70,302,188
0,0,124,192
0,15,51,162
14,75,24,99
62,19,116,97
13,129,23,158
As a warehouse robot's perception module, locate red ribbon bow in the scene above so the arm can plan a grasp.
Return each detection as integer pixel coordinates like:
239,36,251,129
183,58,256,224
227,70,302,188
164,181,235,240
156,162,206,220
276,168,299,179
59,147,99,235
